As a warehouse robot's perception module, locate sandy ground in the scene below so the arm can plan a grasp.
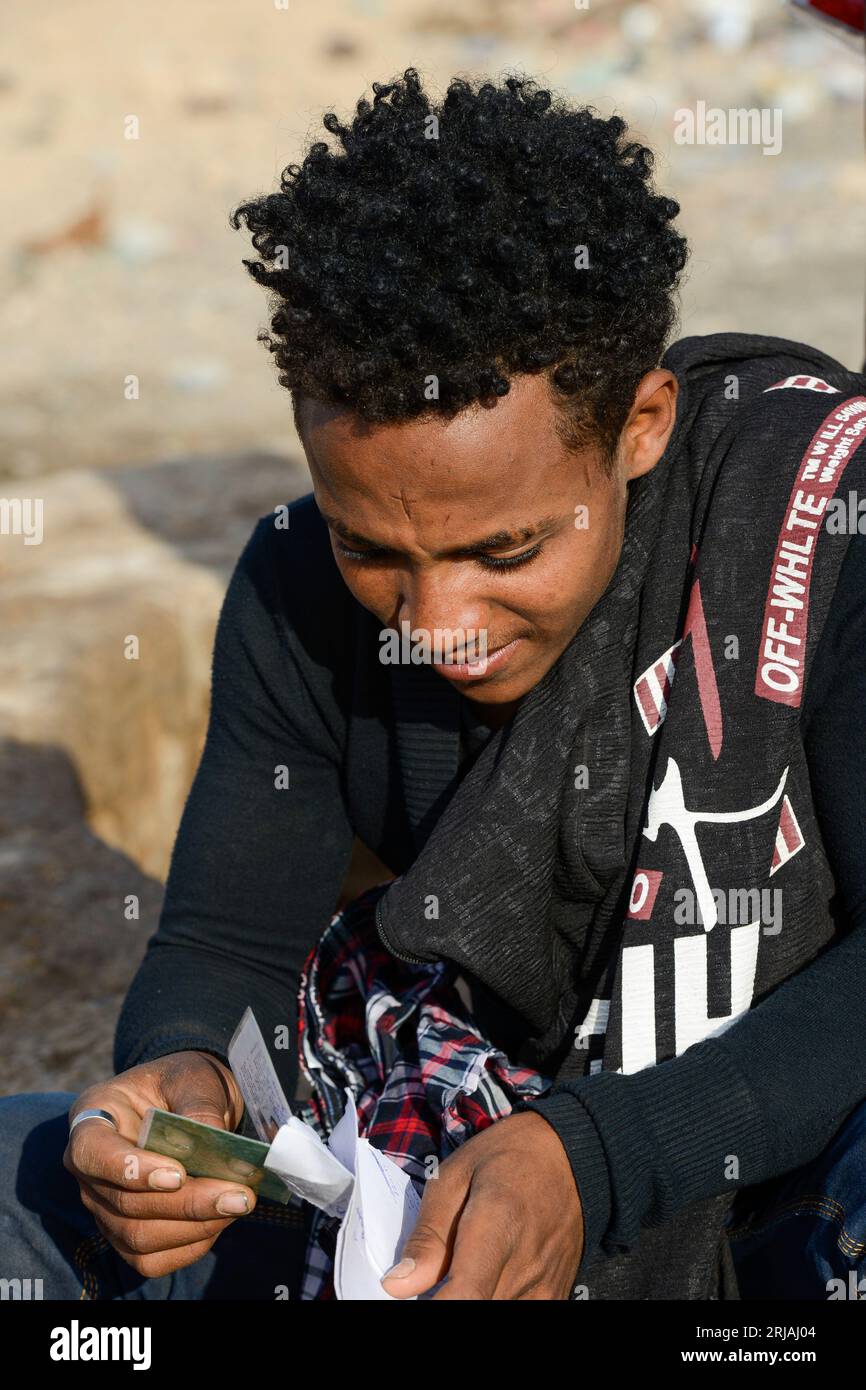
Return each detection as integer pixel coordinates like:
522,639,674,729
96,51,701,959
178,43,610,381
1,0,864,482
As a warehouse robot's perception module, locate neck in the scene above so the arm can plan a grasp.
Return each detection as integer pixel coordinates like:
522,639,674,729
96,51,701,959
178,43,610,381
464,696,521,730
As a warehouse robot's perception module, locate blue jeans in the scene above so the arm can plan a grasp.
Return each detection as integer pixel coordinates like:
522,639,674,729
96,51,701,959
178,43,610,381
724,1098,866,1300
1,1090,865,1300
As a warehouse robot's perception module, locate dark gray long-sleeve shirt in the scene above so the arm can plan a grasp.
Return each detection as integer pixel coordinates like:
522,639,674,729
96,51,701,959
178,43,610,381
114,493,866,1269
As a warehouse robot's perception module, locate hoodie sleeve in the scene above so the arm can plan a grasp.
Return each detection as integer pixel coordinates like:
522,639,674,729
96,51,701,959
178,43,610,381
113,510,356,1105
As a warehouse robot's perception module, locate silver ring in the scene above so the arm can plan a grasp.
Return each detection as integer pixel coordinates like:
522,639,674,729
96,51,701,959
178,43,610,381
69,1107,119,1135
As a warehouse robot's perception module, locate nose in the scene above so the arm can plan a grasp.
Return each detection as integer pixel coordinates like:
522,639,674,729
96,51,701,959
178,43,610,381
397,568,489,656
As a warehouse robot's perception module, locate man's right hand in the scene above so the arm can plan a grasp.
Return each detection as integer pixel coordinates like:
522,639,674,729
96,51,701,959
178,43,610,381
63,1050,257,1278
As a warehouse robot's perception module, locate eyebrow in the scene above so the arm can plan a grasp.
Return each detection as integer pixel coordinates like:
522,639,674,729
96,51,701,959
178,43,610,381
318,510,561,555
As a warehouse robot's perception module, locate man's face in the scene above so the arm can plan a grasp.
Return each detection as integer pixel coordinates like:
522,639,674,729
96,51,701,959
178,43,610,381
299,370,678,714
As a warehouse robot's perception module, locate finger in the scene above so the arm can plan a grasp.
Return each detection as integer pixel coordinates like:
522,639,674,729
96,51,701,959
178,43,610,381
431,1185,517,1301
380,1157,472,1299
81,1171,257,1222
66,1088,196,1191
92,1216,219,1279
65,1121,190,1193
163,1065,238,1130
84,1187,236,1256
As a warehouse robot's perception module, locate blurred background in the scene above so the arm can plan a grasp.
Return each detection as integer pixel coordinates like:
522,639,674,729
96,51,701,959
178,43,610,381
0,0,863,1094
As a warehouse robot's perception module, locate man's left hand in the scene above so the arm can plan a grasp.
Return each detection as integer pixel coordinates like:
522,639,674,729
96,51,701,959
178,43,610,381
380,1110,584,1300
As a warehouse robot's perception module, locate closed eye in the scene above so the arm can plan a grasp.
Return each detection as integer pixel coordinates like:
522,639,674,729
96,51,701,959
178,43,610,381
336,540,544,571
475,544,543,571
335,541,392,562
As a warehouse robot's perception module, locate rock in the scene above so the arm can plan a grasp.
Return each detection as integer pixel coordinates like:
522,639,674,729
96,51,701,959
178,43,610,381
0,739,161,1094
0,453,308,1091
1,468,219,881
0,454,307,881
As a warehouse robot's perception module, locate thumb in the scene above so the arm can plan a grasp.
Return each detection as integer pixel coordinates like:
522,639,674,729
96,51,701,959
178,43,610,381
172,1095,229,1129
161,1055,238,1131
381,1164,470,1299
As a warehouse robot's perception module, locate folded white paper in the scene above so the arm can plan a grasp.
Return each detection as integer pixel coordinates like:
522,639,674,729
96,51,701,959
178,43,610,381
263,1115,355,1216
331,1094,422,1300
227,1007,294,1143
229,1007,421,1299
263,1090,420,1299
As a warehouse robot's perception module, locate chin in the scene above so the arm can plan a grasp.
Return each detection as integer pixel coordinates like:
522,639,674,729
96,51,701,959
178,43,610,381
469,672,535,704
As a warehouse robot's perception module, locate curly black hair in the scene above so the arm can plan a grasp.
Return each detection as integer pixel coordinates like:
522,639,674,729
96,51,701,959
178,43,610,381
230,68,688,465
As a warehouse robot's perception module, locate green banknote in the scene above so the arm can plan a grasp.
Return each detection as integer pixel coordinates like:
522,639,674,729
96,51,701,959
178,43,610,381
138,1108,292,1204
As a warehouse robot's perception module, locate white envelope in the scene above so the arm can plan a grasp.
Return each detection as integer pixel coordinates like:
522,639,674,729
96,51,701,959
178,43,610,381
332,1093,422,1301
262,1089,421,1300
229,1007,422,1300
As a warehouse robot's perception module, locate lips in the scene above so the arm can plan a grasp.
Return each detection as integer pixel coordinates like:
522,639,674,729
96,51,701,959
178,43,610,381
432,636,523,683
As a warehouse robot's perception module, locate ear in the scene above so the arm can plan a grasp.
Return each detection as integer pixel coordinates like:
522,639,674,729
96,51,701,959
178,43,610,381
621,370,679,483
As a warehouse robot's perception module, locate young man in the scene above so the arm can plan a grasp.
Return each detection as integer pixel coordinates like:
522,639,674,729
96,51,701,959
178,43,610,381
3,70,866,1301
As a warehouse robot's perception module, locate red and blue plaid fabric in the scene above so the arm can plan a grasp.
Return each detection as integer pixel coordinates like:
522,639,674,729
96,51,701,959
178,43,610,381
293,884,551,1299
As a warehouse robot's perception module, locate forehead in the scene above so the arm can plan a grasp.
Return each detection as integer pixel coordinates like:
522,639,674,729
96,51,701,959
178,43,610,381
297,374,589,518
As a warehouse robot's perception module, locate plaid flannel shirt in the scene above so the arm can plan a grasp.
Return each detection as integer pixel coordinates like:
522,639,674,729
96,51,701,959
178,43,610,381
292,885,550,1299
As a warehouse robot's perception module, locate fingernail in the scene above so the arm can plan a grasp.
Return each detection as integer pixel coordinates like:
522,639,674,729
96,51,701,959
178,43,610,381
149,1168,182,1190
382,1257,415,1281
217,1191,250,1215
